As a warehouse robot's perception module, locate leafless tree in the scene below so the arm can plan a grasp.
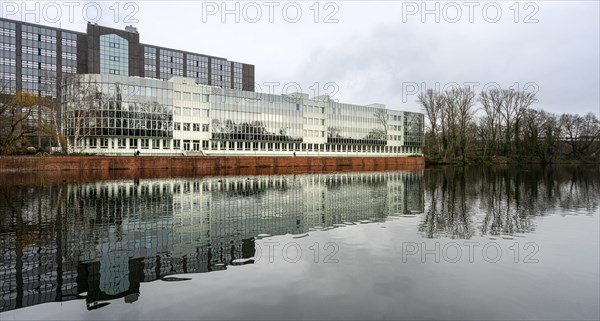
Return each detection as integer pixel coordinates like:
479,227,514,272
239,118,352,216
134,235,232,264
445,87,475,161
0,81,49,154
62,74,102,153
418,89,444,156
560,113,600,158
478,88,503,157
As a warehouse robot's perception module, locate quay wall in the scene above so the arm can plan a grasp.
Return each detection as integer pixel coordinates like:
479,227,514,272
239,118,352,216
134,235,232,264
0,155,424,172
0,156,424,186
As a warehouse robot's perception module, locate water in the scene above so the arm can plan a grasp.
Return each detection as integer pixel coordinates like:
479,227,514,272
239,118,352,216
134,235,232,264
0,166,598,320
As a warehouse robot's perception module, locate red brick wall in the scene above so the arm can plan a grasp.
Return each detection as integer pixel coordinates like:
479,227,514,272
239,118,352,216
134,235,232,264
0,155,424,172
0,156,424,186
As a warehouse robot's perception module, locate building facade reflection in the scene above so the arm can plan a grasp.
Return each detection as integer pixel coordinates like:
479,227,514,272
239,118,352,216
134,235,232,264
0,171,424,312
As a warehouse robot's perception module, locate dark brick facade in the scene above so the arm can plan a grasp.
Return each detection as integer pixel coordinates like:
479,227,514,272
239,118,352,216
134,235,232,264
0,17,256,96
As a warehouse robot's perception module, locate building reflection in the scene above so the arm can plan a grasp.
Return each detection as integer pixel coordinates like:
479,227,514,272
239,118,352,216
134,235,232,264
0,171,424,312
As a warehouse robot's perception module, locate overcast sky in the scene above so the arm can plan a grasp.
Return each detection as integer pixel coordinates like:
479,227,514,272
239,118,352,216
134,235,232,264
2,0,598,115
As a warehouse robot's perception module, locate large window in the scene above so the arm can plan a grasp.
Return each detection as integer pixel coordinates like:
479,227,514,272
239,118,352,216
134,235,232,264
0,21,17,94
100,34,129,75
62,74,173,143
20,24,57,98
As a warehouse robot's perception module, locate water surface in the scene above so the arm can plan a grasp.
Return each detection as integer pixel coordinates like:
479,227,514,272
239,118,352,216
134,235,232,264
1,166,598,320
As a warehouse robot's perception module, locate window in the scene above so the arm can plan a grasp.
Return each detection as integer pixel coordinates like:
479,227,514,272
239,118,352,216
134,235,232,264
100,34,128,75
163,139,170,149
174,122,181,131
89,138,97,148
141,139,149,149
174,140,181,149
183,123,190,131
193,123,200,131
202,124,209,132
202,109,209,117
193,108,201,117
129,138,138,149
152,139,160,149
202,94,209,102
100,138,108,148
118,138,126,148
182,108,191,116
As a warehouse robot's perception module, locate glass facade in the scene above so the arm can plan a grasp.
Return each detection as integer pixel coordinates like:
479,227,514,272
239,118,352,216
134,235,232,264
62,74,173,151
210,58,231,88
1,17,254,100
0,20,16,94
21,24,57,98
186,54,209,84
143,46,156,77
327,102,387,146
159,49,183,79
61,32,77,74
210,89,303,144
99,34,129,75
62,75,423,156
233,62,243,89
403,112,425,148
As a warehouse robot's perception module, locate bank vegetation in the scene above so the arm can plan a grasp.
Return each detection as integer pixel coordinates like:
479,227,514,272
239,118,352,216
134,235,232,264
418,87,600,164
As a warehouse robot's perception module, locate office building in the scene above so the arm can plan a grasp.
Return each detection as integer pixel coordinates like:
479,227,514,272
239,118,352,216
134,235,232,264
0,17,255,98
0,18,254,148
62,74,424,156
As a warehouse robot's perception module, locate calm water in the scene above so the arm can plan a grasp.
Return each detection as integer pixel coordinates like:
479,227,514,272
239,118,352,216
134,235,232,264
0,166,598,320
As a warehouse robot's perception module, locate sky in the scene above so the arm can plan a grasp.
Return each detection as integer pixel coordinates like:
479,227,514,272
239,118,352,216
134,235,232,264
1,0,599,115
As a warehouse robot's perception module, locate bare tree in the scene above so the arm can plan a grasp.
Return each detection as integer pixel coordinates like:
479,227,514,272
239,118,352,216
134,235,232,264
418,89,444,157
62,74,102,153
498,89,536,156
560,113,600,158
0,82,48,154
445,87,475,161
478,88,503,157
521,109,561,163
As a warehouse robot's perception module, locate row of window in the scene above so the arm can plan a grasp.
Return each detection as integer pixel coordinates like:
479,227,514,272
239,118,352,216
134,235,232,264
22,46,57,57
79,137,422,154
174,107,210,117
175,140,421,154
304,117,325,126
87,138,171,150
304,130,326,138
0,34,16,44
174,122,210,132
22,32,56,43
305,105,325,113
174,91,210,102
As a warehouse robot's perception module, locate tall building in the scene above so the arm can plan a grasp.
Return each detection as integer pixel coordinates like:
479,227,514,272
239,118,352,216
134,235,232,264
61,74,424,156
0,17,255,99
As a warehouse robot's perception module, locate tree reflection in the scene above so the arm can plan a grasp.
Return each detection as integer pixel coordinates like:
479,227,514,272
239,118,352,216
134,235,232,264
419,166,600,239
